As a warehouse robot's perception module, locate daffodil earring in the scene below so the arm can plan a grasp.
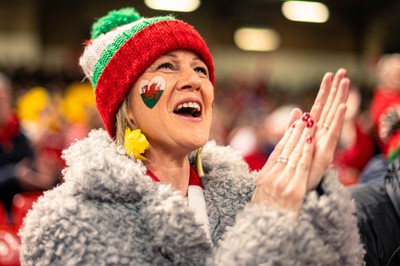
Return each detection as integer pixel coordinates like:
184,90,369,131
124,128,150,160
196,148,204,177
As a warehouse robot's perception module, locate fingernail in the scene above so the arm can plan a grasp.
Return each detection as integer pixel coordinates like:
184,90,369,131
306,119,314,128
302,112,311,122
306,135,312,144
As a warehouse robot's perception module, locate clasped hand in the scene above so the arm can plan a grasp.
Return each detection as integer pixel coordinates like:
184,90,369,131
252,69,350,215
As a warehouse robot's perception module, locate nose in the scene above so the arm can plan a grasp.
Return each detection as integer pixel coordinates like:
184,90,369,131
176,67,202,91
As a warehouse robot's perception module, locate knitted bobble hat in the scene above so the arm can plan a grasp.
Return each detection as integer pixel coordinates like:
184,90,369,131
79,7,214,138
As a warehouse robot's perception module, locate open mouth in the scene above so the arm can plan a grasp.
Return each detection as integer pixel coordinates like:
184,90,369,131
173,101,201,118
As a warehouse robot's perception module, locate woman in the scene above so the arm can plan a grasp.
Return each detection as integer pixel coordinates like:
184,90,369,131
19,7,364,265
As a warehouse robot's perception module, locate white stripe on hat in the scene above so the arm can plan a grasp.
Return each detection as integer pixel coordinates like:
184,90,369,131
79,18,145,86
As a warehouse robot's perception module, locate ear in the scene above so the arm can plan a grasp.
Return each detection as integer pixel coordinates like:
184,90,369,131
127,111,137,129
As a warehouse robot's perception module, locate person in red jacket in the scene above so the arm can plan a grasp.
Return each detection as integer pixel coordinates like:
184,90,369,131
360,53,400,184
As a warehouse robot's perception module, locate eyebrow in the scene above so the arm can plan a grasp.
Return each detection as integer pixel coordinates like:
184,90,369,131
163,52,177,58
162,52,201,61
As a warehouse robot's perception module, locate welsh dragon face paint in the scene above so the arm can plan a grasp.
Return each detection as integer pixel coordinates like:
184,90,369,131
139,76,166,109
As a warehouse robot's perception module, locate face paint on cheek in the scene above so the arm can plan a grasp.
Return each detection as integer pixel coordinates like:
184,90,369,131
139,76,166,109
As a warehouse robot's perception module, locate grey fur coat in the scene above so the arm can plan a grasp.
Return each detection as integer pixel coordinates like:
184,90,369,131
19,129,364,265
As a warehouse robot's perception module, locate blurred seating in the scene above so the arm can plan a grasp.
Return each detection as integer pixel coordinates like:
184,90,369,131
11,192,42,231
0,225,20,266
0,192,42,266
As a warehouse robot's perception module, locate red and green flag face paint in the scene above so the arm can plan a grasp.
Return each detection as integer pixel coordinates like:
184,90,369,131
139,76,165,109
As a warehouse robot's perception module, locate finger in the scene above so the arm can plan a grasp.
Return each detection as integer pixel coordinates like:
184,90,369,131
285,108,302,131
321,77,350,129
309,72,333,121
269,112,314,193
279,125,316,211
259,110,304,177
283,120,316,178
279,112,311,160
257,108,303,184
324,103,347,153
266,107,302,163
318,69,347,123
332,68,347,89
259,121,295,176
290,125,316,196
308,103,347,190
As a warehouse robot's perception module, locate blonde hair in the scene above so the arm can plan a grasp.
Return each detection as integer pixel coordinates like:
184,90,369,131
115,92,134,146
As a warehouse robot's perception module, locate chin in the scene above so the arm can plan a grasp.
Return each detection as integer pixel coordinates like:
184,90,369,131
188,134,209,149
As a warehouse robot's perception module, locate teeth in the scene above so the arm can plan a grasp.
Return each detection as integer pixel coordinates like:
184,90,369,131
175,102,201,111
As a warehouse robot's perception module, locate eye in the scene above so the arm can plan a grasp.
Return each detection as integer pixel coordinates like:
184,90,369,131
194,66,208,76
157,62,174,70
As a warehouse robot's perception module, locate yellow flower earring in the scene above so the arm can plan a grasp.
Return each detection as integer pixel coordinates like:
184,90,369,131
124,128,150,160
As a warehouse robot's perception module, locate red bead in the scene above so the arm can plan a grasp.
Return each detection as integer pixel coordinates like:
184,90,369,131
306,119,314,128
306,135,313,144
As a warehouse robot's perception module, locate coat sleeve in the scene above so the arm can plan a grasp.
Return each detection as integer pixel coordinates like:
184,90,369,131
211,170,365,266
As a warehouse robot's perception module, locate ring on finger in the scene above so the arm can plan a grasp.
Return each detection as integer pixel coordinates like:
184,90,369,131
277,156,289,164
323,123,329,130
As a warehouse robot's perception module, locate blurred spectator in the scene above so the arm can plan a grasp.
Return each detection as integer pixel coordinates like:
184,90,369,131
228,125,267,171
360,53,400,184
0,73,59,223
16,86,66,174
62,81,103,146
263,104,299,156
208,105,229,146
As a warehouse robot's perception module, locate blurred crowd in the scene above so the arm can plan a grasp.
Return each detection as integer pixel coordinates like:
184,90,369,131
0,66,102,225
1,53,400,227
